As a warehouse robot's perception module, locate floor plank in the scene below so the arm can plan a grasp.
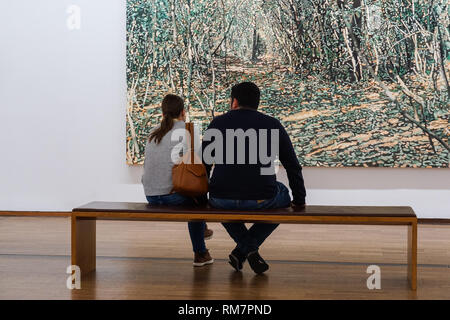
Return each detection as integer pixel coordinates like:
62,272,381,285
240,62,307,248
0,217,449,299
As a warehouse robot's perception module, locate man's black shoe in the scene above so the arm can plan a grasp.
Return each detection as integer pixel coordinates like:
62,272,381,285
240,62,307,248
228,248,246,271
247,251,269,274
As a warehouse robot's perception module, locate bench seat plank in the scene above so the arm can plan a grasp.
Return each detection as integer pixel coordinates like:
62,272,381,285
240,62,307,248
73,201,416,218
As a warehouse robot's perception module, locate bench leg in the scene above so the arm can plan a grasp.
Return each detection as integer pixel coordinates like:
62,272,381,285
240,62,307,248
71,216,96,276
407,220,417,290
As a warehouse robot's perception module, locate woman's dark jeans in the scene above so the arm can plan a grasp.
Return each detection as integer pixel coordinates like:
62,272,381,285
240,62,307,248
209,181,291,255
146,193,206,253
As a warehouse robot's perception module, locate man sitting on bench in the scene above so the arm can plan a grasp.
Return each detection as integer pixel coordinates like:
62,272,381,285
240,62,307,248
202,82,307,274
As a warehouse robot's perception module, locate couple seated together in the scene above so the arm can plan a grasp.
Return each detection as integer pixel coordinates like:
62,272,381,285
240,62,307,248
142,82,306,274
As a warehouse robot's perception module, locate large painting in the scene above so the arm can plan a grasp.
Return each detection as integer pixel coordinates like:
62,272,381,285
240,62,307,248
126,0,449,167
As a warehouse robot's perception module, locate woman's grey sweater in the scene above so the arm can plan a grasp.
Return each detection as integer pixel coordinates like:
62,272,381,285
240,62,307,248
141,120,187,196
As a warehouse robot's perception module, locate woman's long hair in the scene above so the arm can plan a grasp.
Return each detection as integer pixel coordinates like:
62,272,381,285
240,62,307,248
149,94,184,144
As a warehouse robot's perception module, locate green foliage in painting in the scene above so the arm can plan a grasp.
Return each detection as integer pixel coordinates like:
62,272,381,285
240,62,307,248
126,0,449,167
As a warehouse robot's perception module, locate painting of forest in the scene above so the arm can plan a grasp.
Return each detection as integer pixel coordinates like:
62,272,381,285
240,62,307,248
126,0,449,167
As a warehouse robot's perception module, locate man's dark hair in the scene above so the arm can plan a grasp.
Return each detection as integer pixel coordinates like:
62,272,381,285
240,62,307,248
231,82,260,110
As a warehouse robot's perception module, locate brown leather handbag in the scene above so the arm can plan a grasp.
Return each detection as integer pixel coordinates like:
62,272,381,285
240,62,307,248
172,122,208,197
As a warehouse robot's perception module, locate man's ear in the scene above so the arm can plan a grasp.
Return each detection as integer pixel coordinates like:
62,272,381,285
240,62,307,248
231,98,239,110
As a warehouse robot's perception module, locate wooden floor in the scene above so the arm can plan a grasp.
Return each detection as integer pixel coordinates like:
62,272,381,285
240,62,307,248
0,216,449,299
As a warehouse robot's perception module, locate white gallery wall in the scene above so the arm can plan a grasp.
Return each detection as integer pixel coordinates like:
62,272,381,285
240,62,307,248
0,0,449,218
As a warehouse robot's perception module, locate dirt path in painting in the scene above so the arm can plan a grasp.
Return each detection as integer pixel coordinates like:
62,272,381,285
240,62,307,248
129,57,449,167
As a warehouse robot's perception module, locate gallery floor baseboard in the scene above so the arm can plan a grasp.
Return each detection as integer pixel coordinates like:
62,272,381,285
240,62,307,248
1,211,449,223
418,218,450,224
0,211,70,217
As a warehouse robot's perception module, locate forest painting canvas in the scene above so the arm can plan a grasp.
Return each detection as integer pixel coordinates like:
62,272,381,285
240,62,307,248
126,0,449,167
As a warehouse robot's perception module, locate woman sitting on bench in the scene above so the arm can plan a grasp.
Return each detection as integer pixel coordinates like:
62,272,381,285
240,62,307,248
141,94,214,267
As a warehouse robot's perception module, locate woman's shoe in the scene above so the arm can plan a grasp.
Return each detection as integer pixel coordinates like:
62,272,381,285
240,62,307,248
204,225,213,240
193,250,214,267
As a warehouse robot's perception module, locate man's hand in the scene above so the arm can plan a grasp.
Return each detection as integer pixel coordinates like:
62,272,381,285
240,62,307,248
291,202,306,209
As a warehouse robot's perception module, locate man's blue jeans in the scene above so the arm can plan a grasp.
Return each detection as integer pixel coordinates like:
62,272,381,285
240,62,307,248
146,193,207,253
209,182,291,255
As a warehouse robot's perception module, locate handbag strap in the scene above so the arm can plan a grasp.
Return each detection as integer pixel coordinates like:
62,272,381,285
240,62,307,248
186,122,195,164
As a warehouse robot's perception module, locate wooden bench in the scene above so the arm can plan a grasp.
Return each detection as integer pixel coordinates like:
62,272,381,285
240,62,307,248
72,201,418,290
